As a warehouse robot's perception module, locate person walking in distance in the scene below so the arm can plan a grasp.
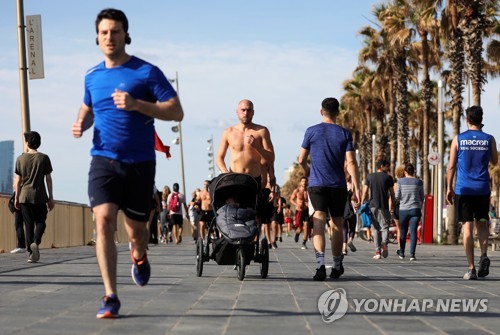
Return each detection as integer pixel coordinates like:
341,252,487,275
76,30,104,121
361,159,395,260
298,98,360,280
447,106,498,280
395,164,424,261
159,185,171,243
188,188,201,242
14,131,54,263
198,180,214,241
342,173,358,255
167,183,188,244
71,8,183,318
284,204,293,237
290,177,310,249
392,165,405,251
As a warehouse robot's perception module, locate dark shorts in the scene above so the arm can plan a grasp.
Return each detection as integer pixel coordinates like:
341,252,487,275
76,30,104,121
308,186,348,218
200,210,214,224
455,194,490,223
88,156,155,222
257,188,274,223
170,214,183,227
272,212,284,224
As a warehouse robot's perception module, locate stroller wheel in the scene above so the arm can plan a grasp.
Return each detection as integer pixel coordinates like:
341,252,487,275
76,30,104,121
260,238,269,279
237,248,246,281
196,238,204,277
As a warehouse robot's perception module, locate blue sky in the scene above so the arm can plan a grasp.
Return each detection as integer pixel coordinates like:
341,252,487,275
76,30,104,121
0,1,499,204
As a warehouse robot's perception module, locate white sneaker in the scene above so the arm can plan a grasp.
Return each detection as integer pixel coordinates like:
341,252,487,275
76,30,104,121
10,247,26,254
30,243,40,262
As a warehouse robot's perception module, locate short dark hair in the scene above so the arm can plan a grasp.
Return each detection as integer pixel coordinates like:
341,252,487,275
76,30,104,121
95,8,129,33
173,183,179,192
24,131,41,150
321,98,340,117
405,163,415,176
376,159,389,169
466,105,483,127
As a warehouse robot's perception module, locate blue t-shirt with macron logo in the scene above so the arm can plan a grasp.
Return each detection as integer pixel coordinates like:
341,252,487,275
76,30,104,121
456,130,493,195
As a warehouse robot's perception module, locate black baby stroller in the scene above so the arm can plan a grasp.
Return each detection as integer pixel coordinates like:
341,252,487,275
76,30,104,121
195,173,269,280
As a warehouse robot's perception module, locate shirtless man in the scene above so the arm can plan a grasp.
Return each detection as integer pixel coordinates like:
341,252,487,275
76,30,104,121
216,99,276,252
198,180,213,241
217,99,275,183
290,176,310,249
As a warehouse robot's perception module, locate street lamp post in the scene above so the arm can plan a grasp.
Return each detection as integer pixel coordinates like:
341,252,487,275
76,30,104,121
207,135,216,179
437,80,444,243
16,0,31,146
372,134,376,172
169,72,186,196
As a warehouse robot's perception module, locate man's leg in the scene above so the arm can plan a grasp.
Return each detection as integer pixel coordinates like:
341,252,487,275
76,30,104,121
124,214,151,287
371,208,382,256
476,220,490,277
380,210,390,245
330,217,344,257
330,216,345,278
476,221,489,256
93,203,119,296
271,220,277,243
178,220,184,242
312,211,327,280
312,211,326,254
14,211,26,249
301,221,309,249
20,204,35,255
462,221,475,269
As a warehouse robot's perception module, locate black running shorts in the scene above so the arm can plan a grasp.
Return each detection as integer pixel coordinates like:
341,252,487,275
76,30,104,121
88,156,155,222
455,194,490,223
308,186,348,218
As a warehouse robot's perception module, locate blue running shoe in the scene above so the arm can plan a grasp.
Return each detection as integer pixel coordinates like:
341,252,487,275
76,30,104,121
131,250,151,286
96,294,120,319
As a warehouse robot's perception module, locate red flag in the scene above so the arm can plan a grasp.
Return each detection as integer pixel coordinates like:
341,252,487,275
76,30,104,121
154,131,171,158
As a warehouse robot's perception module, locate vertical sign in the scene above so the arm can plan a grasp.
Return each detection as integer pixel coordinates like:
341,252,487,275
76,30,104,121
26,15,44,79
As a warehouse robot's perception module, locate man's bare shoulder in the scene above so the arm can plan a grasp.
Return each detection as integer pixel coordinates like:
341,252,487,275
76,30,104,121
250,123,269,133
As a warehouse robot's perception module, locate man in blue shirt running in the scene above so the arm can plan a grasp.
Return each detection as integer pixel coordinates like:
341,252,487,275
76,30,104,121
72,8,183,318
298,98,360,281
447,106,498,280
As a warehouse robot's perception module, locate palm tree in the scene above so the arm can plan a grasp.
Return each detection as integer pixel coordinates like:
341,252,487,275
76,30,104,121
442,0,465,137
379,1,413,169
358,16,396,173
403,0,442,194
459,0,488,106
340,66,373,179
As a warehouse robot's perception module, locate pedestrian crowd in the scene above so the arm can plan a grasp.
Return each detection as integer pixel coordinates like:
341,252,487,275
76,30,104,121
5,7,497,320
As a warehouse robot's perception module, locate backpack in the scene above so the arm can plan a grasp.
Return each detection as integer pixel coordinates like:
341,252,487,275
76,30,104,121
8,192,16,213
168,192,180,212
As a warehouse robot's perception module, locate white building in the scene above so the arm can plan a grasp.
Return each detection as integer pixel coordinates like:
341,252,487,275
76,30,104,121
0,141,14,194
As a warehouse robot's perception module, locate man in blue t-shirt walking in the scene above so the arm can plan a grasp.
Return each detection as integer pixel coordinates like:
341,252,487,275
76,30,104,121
298,98,361,281
447,106,498,280
72,8,183,318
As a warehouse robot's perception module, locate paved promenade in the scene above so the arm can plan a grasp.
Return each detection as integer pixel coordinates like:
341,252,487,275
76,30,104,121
1,235,499,335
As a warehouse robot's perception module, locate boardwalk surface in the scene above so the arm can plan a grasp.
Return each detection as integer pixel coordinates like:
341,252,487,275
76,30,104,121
1,235,499,335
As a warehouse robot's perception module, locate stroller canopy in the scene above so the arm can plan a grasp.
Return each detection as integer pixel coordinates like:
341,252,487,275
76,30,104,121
209,173,259,211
